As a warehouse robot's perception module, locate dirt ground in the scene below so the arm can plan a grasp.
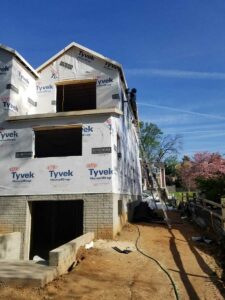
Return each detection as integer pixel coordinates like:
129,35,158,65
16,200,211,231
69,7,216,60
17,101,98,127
1,211,225,300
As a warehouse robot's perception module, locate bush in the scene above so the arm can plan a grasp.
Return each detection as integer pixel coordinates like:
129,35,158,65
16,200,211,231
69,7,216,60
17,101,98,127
196,176,225,202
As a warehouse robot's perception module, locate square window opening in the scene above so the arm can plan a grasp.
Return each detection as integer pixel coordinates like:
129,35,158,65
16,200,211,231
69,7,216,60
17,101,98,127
34,127,82,158
56,81,96,112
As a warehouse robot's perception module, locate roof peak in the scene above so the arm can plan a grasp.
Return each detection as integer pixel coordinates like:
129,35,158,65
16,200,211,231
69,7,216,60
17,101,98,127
36,41,127,87
0,44,39,79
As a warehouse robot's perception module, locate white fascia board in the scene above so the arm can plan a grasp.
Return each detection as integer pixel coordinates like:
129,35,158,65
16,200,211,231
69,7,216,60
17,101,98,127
36,41,127,87
0,44,39,79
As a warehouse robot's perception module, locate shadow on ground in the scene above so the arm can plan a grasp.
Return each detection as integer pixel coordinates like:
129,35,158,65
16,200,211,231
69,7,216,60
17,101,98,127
135,211,225,300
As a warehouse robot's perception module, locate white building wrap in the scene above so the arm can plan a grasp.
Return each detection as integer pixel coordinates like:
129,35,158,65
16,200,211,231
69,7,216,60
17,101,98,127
0,42,142,197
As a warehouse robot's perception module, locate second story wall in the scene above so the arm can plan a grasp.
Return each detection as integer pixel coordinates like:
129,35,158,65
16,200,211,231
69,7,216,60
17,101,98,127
0,114,114,196
0,48,38,124
111,108,142,196
11,57,38,116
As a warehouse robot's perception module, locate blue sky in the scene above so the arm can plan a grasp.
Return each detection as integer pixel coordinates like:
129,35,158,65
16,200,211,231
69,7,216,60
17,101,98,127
1,0,225,158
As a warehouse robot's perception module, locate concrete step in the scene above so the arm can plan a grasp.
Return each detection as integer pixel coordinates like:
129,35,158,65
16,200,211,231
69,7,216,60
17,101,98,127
0,260,58,287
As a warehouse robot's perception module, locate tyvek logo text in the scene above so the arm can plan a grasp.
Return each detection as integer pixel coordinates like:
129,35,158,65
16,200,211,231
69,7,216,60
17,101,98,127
0,130,18,142
97,77,113,86
0,65,10,75
2,101,18,112
47,165,74,181
18,71,29,85
10,167,34,183
36,84,53,93
82,125,93,136
88,168,113,180
78,50,94,63
104,62,118,71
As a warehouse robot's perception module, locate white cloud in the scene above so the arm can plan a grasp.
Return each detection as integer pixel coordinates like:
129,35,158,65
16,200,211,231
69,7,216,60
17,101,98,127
139,102,225,121
185,131,225,139
125,68,225,80
126,68,225,80
142,114,190,126
165,123,225,133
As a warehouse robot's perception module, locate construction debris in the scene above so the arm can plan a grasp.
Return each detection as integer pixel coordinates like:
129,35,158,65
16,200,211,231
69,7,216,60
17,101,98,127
133,202,163,223
112,247,132,254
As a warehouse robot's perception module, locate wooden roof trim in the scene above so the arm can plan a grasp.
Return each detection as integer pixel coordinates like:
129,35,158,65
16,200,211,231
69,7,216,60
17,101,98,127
33,124,82,131
55,79,96,86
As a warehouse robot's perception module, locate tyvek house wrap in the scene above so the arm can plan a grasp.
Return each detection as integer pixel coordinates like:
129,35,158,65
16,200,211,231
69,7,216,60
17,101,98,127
0,48,38,123
11,57,38,116
0,42,141,197
0,49,13,122
111,111,142,197
0,115,115,195
36,46,121,114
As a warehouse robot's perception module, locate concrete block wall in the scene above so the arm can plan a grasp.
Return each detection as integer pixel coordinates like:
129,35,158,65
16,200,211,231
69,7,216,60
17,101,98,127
0,197,26,233
0,232,21,259
84,194,113,239
49,232,94,275
112,193,141,236
0,193,139,259
0,197,28,258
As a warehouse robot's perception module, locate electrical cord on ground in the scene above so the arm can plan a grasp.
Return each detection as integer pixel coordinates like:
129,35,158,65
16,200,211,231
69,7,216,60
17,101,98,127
134,224,180,300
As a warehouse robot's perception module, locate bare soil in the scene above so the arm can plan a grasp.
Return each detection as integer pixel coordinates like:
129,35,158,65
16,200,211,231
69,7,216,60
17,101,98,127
0,211,225,300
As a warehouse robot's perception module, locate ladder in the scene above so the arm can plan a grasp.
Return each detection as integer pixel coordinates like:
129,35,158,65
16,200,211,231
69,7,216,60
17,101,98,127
140,148,171,228
147,163,171,228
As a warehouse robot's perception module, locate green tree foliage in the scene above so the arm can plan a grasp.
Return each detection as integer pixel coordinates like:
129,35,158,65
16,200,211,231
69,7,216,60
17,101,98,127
139,121,182,163
164,155,179,177
164,156,181,186
139,122,162,162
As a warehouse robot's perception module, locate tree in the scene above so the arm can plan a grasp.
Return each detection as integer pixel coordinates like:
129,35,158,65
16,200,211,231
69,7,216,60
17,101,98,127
157,134,182,162
191,152,225,179
139,121,182,163
176,155,196,191
177,152,225,199
165,156,178,176
164,156,180,186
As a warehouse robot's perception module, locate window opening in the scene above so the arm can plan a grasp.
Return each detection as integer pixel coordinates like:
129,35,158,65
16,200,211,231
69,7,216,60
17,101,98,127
34,126,82,158
56,80,96,112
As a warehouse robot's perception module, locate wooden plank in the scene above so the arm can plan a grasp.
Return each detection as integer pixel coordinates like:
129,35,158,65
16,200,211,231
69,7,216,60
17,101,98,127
7,108,123,122
55,79,96,86
195,204,223,220
221,198,225,230
202,199,222,208
33,124,82,131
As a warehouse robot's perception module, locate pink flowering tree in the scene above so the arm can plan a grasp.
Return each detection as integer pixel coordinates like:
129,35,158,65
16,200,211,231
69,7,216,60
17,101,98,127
178,152,225,200
192,152,225,179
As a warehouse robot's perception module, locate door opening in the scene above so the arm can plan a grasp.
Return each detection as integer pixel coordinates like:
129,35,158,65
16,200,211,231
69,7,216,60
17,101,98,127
29,200,83,260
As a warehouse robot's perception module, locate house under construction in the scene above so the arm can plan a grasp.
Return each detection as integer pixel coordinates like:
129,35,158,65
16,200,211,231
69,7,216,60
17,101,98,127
0,42,142,259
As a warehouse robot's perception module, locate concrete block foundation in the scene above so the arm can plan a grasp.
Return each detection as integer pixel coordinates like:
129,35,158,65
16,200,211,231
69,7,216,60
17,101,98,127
49,232,94,275
0,232,21,260
0,193,141,259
